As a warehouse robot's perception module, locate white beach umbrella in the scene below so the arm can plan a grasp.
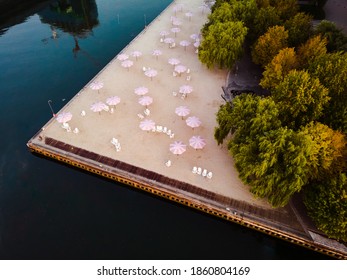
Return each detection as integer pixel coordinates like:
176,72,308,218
134,86,149,96
179,84,193,94
170,141,186,155
144,69,158,81
174,64,187,76
175,105,190,119
186,116,201,129
116,53,129,61
131,50,142,61
139,119,156,132
138,95,153,107
189,135,206,150
121,59,134,71
171,27,181,37
56,112,72,123
152,49,162,59
89,81,104,93
168,57,180,66
180,40,191,50
106,96,121,107
90,102,109,114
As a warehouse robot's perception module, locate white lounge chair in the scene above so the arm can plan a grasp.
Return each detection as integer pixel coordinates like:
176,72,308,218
80,110,86,116
160,38,164,43
197,167,202,175
172,91,177,97
156,126,163,132
137,113,144,119
142,66,147,72
186,68,191,74
110,108,114,114
163,127,167,133
166,129,171,136
173,72,177,77
144,108,150,116
169,133,174,139
165,160,172,167
186,76,191,81
202,169,208,177
181,93,186,100
207,172,213,179
192,166,197,174
73,128,79,134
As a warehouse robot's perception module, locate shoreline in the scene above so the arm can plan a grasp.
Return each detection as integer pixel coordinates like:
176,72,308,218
27,0,347,259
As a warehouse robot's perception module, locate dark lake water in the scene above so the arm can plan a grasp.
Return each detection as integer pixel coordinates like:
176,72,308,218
0,0,330,259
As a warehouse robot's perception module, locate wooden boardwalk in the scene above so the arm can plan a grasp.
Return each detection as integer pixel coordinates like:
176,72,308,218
27,135,347,259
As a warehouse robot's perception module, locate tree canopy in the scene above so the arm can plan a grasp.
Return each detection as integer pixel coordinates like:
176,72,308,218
199,21,247,69
272,70,330,129
251,25,288,67
304,173,347,242
314,20,347,52
284,12,313,47
260,47,298,90
297,35,327,69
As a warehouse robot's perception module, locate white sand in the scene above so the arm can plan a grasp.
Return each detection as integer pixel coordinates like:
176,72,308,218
40,0,271,209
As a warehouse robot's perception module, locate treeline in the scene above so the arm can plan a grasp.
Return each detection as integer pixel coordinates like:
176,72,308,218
199,0,347,242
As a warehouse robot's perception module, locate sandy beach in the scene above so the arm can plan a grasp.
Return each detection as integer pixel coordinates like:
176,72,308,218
37,0,270,209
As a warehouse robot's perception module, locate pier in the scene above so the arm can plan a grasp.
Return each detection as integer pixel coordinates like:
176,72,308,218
27,0,347,259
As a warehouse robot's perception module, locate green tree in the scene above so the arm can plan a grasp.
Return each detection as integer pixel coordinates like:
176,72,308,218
309,52,347,133
250,6,282,42
284,12,313,47
199,21,248,69
251,25,288,67
230,126,309,207
304,173,347,242
260,47,298,90
298,122,346,179
269,0,299,21
272,70,330,129
297,35,327,69
214,102,234,145
315,20,347,52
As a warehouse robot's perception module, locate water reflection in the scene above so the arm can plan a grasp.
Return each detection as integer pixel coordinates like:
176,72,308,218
38,0,99,60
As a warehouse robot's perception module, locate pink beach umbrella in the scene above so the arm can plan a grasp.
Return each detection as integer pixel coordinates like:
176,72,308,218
189,135,206,150
175,105,190,119
185,12,193,21
139,119,156,132
116,53,129,61
180,40,191,50
186,116,201,129
199,4,210,14
131,50,142,61
169,141,186,155
152,49,162,59
134,86,149,96
174,64,187,76
164,37,175,47
171,27,181,37
56,112,72,123
89,81,104,94
138,95,153,108
90,102,109,114
121,59,134,71
160,30,170,38
179,84,193,95
194,40,200,48
190,33,200,41
168,57,180,67
144,69,158,81
172,19,182,26
106,96,121,108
